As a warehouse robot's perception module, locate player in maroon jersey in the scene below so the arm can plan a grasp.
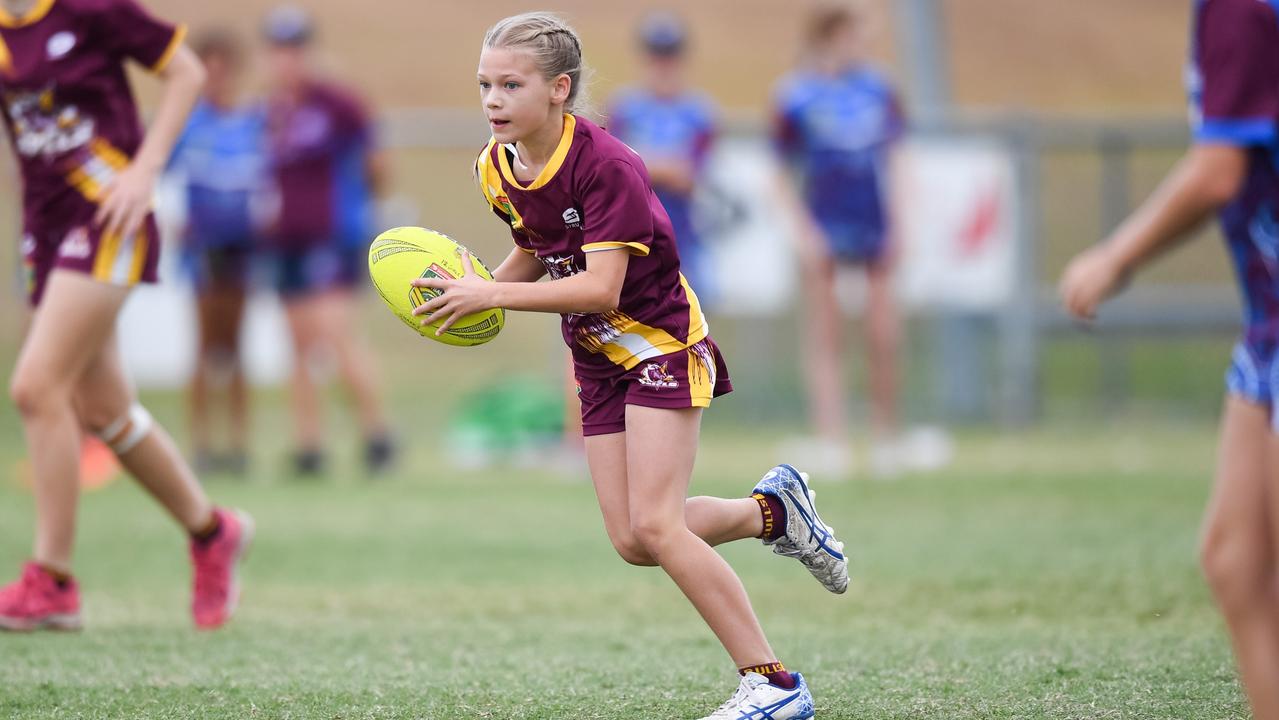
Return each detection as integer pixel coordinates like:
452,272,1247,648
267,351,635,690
0,0,251,632
411,13,846,719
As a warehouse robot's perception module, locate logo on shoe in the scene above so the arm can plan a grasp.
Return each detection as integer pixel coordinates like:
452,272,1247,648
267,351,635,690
637,361,678,389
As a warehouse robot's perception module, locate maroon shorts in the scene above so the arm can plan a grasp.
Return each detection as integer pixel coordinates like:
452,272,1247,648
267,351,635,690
576,337,733,437
22,195,161,306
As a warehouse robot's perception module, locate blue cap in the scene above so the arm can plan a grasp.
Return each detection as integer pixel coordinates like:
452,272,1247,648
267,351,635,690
263,5,313,46
640,12,687,56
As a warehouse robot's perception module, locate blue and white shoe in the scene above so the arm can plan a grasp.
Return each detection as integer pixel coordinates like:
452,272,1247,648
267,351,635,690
753,464,848,594
697,672,815,720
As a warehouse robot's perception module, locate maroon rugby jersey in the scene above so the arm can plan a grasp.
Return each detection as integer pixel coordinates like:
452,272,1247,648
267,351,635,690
475,114,709,377
0,0,184,216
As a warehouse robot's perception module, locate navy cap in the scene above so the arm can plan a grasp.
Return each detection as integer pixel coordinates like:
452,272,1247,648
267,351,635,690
263,5,314,46
639,12,687,56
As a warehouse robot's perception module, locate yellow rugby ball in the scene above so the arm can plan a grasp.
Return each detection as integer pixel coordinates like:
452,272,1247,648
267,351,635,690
367,227,505,347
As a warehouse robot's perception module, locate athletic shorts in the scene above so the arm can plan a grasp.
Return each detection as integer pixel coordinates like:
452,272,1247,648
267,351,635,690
270,244,363,300
1226,337,1279,431
814,216,888,266
22,196,160,306
575,337,733,437
185,245,254,292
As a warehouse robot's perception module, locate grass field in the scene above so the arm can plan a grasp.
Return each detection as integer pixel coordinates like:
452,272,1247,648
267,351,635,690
0,388,1247,719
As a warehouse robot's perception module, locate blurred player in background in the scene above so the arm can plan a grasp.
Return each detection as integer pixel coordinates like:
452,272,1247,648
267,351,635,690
607,11,718,303
772,2,907,478
0,0,252,632
1059,1,1279,717
169,29,266,477
261,5,395,477
416,13,847,718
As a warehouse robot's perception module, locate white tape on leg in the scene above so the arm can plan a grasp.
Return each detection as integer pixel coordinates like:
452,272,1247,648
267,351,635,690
96,403,153,455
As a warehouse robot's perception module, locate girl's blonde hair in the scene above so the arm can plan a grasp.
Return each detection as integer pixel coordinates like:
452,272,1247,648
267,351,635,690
805,1,864,47
483,12,593,115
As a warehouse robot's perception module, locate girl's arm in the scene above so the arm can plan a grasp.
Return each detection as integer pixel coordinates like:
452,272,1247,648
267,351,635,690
1059,143,1247,320
412,248,629,336
492,246,547,283
96,44,206,240
771,166,828,273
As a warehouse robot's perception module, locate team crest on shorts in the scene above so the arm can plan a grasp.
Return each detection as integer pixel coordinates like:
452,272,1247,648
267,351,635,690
638,361,678,389
58,226,91,259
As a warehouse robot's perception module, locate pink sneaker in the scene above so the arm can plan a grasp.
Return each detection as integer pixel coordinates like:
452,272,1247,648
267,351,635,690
0,562,82,632
190,508,254,630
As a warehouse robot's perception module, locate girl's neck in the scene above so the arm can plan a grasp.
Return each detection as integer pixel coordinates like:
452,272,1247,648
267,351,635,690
515,111,566,169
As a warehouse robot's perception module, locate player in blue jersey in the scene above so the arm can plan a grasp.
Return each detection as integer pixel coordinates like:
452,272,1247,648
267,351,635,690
170,29,267,475
773,3,906,477
1060,2,1279,717
261,5,394,477
608,12,718,302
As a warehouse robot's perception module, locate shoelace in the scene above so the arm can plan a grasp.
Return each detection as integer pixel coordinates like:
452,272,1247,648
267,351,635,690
710,680,754,718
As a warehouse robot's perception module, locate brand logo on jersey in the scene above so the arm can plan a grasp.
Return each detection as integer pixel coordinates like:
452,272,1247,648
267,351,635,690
637,362,679,389
562,207,582,229
20,233,36,259
47,32,76,60
58,227,91,259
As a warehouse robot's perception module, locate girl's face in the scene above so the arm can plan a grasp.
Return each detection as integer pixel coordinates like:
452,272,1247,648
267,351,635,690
202,52,240,105
267,45,307,91
820,21,863,67
643,53,684,98
477,46,569,144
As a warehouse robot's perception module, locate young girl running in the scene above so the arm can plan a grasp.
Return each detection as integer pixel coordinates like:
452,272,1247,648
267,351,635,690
0,0,251,631
412,13,848,719
1060,1,1279,717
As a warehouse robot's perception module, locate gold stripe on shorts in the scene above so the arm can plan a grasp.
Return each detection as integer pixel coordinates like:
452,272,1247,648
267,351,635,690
93,230,121,281
127,227,149,284
688,343,714,407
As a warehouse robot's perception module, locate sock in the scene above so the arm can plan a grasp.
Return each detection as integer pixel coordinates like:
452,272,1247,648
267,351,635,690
38,564,72,588
752,493,787,541
740,662,796,690
191,511,222,544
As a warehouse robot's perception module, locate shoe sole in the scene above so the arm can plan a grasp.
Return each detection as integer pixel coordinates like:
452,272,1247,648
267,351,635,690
0,612,82,632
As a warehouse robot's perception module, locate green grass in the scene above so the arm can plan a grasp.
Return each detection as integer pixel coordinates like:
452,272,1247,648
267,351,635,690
0,401,1248,719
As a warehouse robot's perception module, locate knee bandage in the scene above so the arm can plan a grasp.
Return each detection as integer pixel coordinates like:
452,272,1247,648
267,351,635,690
96,403,153,455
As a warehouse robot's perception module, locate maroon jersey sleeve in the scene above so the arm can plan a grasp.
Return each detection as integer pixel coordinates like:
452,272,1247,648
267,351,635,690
1194,0,1279,144
580,159,654,256
98,0,186,72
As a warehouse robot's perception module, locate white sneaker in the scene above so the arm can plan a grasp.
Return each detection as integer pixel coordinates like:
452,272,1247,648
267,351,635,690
697,672,815,720
871,426,955,479
753,464,849,594
899,426,954,473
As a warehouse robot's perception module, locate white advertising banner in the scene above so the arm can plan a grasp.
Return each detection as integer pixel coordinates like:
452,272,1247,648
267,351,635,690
893,138,1018,311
